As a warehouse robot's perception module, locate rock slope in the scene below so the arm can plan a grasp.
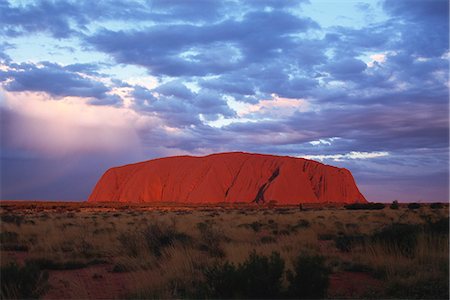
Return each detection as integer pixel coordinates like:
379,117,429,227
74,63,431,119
88,152,367,204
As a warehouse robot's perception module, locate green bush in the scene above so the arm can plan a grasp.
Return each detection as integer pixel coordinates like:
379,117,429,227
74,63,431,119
317,233,335,241
26,258,106,270
386,277,449,299
0,231,18,244
344,203,385,210
430,202,444,209
1,262,48,299
143,223,191,257
260,236,276,244
1,215,24,226
335,234,365,252
111,263,132,273
249,221,263,232
407,203,421,209
198,251,330,299
390,200,399,209
197,222,225,258
427,217,449,235
201,251,285,299
287,254,330,299
118,232,140,257
296,219,311,228
371,223,420,256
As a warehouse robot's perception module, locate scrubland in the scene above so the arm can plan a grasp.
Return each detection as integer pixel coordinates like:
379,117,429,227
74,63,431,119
0,202,448,299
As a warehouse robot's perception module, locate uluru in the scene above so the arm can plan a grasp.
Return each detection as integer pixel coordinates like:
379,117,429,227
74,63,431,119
88,152,366,204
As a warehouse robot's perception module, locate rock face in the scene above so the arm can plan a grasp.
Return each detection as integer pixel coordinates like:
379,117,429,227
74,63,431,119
88,152,367,204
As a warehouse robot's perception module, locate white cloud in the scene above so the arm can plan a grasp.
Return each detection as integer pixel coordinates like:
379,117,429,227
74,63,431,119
367,53,386,67
309,137,341,146
299,151,389,162
237,94,309,117
1,90,157,157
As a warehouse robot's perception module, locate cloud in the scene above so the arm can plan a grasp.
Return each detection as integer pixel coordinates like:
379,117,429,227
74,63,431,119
154,80,195,99
87,10,319,77
134,83,236,127
300,151,389,162
0,0,448,202
0,0,162,38
237,94,309,118
0,61,114,101
1,90,143,156
383,0,449,57
325,58,367,79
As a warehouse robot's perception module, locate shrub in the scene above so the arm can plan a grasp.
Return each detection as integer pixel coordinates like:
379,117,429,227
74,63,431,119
260,236,276,244
1,214,24,226
1,262,48,299
0,231,28,251
371,223,420,256
238,251,285,298
407,203,421,210
0,231,18,244
197,222,226,258
118,232,140,257
317,233,335,241
1,244,29,251
201,251,285,299
295,219,310,229
430,202,444,209
386,277,449,299
334,234,365,252
143,223,191,257
427,217,449,235
111,263,131,273
344,203,385,210
249,221,263,232
201,262,238,298
390,200,399,209
26,258,106,270
287,254,330,299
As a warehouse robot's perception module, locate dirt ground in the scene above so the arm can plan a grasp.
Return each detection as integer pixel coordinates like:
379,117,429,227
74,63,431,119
1,201,448,299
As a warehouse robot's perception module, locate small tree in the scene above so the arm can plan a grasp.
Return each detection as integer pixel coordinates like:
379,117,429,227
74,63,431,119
390,200,399,209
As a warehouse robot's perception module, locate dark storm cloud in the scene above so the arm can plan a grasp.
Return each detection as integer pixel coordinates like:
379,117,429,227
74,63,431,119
0,0,77,38
199,74,256,97
87,10,319,77
0,0,161,38
383,0,448,57
232,100,448,159
0,61,112,99
325,25,392,57
154,80,196,99
325,58,367,80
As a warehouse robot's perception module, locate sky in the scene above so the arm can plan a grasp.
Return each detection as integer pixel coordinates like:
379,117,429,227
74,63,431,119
0,0,448,202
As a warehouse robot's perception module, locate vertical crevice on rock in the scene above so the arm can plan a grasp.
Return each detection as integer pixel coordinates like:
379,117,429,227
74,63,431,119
253,167,280,203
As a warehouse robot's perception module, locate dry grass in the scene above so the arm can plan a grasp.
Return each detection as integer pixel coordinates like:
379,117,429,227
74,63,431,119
1,203,448,298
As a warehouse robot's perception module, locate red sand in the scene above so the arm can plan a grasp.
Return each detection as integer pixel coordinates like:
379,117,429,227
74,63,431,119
88,152,366,204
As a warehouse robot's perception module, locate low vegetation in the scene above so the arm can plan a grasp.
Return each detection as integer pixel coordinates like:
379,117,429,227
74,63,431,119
1,261,48,299
0,202,448,299
344,203,386,210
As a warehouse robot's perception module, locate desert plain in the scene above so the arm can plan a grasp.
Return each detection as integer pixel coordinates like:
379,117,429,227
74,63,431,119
0,201,448,299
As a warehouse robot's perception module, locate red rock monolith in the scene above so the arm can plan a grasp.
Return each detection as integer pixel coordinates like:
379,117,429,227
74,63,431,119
88,152,367,204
